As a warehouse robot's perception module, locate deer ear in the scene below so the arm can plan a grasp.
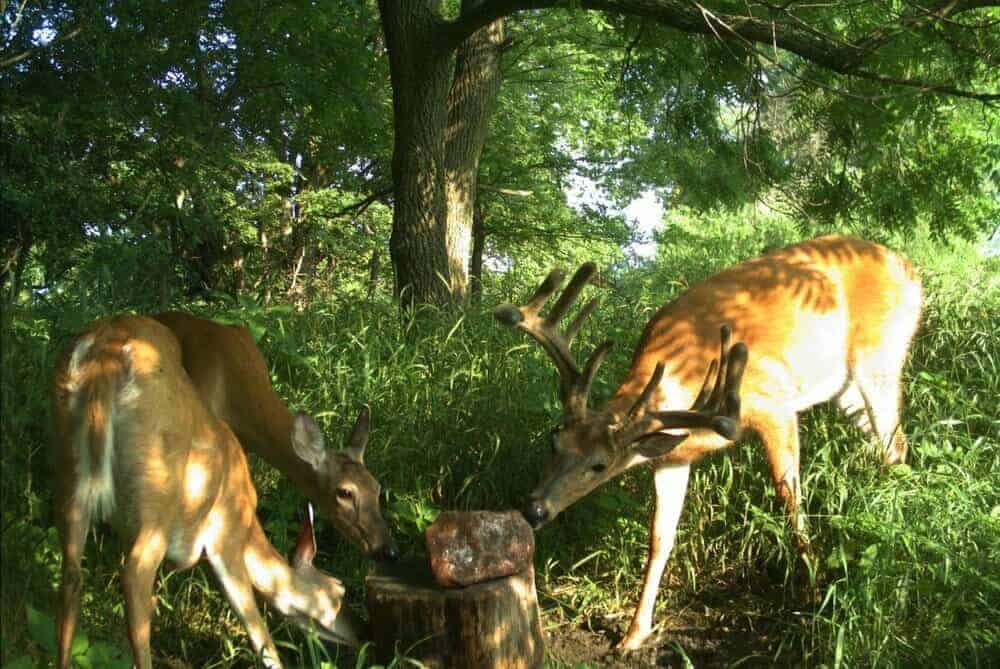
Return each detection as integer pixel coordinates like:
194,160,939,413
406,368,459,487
631,432,689,459
292,413,327,470
345,405,370,464
290,504,317,567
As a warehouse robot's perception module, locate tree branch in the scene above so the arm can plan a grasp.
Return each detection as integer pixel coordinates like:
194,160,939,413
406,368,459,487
445,0,1000,100
479,184,534,197
1,23,85,69
314,186,394,220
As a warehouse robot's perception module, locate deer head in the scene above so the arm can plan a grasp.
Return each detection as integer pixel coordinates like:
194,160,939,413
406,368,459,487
495,264,746,528
291,406,399,561
284,503,363,646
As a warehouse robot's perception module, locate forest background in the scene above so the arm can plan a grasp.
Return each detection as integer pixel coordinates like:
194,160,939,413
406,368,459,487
2,0,999,666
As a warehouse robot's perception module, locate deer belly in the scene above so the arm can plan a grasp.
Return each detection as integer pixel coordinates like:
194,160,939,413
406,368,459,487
750,351,848,413
166,525,210,569
750,310,849,411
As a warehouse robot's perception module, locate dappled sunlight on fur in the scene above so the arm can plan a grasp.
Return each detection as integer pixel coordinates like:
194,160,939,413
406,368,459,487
500,236,922,651
51,315,360,669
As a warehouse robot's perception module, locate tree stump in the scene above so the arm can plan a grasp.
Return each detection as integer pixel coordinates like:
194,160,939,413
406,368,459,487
366,557,545,668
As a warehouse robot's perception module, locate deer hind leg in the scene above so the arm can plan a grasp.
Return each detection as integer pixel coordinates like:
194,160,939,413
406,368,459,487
617,464,691,651
840,357,908,465
208,554,283,668
122,528,168,669
56,498,90,669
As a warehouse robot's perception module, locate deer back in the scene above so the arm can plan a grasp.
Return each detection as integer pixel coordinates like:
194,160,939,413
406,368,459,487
619,236,922,426
154,311,398,561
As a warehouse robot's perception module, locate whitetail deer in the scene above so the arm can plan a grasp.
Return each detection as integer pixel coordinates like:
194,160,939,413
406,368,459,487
153,311,398,562
495,235,922,650
51,316,368,669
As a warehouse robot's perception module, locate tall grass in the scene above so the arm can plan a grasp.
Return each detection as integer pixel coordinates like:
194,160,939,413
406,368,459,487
2,226,997,667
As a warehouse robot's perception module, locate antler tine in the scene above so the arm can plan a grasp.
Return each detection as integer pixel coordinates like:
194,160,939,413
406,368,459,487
618,325,747,446
722,342,748,416
569,338,615,416
495,269,581,389
565,297,599,347
494,268,567,329
694,325,731,412
526,268,566,315
709,342,747,439
629,361,667,419
496,262,612,420
545,262,596,327
689,358,720,410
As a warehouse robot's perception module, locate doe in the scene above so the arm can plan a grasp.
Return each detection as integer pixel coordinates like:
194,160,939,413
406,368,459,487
51,315,369,669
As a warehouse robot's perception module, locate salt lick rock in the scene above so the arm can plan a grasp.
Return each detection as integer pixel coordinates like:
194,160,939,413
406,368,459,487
425,510,534,587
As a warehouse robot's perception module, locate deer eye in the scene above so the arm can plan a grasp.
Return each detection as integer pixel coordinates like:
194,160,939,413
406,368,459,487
591,463,607,474
336,488,354,501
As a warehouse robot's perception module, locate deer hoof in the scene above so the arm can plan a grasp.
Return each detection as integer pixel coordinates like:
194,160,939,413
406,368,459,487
614,629,651,652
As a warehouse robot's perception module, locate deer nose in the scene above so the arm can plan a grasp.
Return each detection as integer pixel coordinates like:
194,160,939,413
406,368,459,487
522,500,548,528
377,542,400,562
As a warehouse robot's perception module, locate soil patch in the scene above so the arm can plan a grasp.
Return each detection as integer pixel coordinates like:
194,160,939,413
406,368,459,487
543,579,807,668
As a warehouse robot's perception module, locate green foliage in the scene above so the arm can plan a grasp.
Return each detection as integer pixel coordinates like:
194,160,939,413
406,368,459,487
3,220,997,666
3,0,1000,664
23,604,131,669
1,0,391,307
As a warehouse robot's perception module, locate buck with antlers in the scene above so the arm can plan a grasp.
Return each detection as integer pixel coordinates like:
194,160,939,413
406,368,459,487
51,316,373,669
495,235,922,650
153,312,398,562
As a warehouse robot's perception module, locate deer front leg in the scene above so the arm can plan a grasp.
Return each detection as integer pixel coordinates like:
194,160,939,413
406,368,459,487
755,409,820,601
756,410,811,556
208,554,283,669
617,463,691,651
122,529,168,669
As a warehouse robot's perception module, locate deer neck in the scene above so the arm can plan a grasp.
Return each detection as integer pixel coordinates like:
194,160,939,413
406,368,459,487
234,403,323,503
241,521,313,607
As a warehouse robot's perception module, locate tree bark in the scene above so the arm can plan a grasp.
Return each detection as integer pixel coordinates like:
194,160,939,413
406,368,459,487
443,5,505,303
366,558,545,668
379,0,504,307
1,221,32,308
378,0,455,307
368,246,381,298
470,203,486,305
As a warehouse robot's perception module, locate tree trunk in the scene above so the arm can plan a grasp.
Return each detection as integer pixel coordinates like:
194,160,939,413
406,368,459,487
470,203,485,305
379,0,455,307
366,558,545,668
379,0,503,308
231,239,245,297
1,221,32,308
443,6,504,304
189,189,226,296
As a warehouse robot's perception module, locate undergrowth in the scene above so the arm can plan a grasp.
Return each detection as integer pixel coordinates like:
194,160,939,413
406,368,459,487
2,228,997,667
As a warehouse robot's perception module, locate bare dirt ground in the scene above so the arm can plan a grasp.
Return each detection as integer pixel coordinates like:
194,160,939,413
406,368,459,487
543,577,810,668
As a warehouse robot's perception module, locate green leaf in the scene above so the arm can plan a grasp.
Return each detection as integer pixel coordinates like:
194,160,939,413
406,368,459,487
71,631,90,658
6,656,38,669
26,604,57,656
81,640,131,669
889,463,913,477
